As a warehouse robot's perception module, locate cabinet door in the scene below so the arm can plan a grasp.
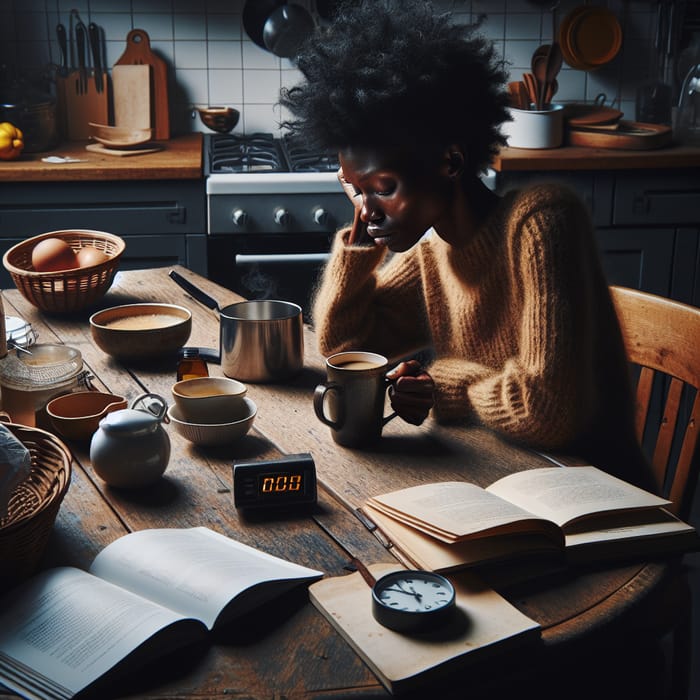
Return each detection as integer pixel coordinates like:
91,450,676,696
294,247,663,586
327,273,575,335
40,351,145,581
595,227,674,297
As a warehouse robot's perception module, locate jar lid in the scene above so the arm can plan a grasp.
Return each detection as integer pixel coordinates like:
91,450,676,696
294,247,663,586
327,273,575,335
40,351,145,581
5,315,36,350
0,343,82,390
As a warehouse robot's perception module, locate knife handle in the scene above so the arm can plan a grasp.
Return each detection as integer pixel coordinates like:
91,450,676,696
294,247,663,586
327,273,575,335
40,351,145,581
88,22,103,91
56,24,68,72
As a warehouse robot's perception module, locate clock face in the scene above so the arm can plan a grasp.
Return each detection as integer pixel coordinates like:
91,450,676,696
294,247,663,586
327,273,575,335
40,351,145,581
372,570,456,632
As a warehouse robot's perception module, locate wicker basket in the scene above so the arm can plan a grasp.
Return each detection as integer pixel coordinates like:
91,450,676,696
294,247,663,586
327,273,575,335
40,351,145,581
2,229,126,313
0,423,72,592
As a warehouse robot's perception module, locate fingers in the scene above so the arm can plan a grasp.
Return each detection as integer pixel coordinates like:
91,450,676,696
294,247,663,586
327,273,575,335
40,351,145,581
387,361,435,426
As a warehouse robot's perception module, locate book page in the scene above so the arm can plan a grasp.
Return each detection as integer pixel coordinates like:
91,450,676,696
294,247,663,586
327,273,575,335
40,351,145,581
486,466,671,529
363,504,563,572
89,527,322,630
0,567,196,700
367,482,556,542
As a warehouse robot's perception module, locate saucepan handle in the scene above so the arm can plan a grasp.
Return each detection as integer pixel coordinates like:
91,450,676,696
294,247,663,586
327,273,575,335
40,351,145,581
169,269,220,311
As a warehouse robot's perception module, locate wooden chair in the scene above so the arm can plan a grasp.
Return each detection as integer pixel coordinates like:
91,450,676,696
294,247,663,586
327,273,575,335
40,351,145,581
609,285,700,521
609,285,700,700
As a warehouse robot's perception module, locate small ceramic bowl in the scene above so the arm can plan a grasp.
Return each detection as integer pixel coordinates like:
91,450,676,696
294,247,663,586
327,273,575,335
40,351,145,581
167,398,256,446
89,303,192,360
46,391,128,441
196,106,240,133
171,376,247,424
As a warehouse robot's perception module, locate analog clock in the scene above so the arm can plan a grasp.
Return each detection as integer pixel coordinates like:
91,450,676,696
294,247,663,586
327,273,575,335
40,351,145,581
371,569,456,633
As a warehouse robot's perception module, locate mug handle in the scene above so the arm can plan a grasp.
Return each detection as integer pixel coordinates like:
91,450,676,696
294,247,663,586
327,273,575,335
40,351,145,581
313,382,345,429
382,376,398,426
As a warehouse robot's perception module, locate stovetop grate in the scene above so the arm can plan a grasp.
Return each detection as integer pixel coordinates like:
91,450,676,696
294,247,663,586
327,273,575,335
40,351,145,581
205,133,339,175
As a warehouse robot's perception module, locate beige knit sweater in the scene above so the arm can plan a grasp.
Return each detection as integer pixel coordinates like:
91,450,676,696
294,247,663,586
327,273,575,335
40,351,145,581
312,183,654,491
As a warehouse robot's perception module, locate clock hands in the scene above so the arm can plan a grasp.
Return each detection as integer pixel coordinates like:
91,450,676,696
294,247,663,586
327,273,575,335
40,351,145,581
383,583,423,602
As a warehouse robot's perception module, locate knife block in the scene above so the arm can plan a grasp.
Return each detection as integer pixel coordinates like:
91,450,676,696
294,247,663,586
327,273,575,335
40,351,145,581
56,71,109,141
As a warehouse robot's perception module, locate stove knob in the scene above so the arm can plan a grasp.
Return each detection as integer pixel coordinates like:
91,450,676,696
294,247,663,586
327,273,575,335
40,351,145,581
232,208,248,227
313,207,329,226
273,207,290,227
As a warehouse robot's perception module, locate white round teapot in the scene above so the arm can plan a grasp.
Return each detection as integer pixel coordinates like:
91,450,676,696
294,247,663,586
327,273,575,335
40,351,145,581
90,393,170,488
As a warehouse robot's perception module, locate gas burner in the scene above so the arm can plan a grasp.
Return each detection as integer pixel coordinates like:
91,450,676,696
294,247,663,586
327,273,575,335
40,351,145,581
281,135,340,173
209,132,285,173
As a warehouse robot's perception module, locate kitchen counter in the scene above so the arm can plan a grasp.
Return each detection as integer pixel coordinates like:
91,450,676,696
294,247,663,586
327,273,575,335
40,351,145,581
492,142,700,171
0,133,203,182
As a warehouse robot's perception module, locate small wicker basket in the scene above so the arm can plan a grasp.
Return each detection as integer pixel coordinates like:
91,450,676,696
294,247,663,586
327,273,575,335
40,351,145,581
0,423,72,593
2,229,126,313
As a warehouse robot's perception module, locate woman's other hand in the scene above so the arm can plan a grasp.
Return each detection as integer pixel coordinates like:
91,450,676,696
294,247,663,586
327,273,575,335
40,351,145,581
386,360,435,425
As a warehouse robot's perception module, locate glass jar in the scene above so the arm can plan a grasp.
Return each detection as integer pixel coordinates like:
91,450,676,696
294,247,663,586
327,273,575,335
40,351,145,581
0,344,87,427
177,347,209,381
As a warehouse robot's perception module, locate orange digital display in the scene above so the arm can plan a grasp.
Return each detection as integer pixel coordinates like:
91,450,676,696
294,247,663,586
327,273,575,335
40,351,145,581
233,454,317,510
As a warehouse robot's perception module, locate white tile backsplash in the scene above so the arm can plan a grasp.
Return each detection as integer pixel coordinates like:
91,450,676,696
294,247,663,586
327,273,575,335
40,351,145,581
0,0,662,136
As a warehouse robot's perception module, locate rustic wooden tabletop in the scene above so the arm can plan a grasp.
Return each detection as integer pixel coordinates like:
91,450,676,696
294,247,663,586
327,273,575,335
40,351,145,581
0,266,680,699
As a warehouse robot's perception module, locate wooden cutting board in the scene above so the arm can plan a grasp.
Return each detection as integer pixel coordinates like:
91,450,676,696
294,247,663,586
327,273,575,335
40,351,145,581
57,71,109,140
112,65,151,130
113,29,170,140
567,121,672,150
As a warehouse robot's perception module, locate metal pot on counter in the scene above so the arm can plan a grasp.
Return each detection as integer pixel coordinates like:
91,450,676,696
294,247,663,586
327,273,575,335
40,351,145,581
0,83,58,153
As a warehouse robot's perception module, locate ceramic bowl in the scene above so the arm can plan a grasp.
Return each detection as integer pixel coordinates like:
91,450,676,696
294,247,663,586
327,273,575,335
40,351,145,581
167,398,257,446
88,122,153,147
196,106,240,133
171,376,248,423
89,303,192,360
46,391,128,441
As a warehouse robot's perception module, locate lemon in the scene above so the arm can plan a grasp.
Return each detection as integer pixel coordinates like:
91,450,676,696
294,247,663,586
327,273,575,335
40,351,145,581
0,122,24,160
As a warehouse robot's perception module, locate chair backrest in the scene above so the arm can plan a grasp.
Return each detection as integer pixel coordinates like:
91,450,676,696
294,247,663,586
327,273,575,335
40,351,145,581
609,286,700,520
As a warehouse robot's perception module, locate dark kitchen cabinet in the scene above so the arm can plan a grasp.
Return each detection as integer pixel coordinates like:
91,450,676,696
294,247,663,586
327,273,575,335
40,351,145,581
0,180,207,288
495,169,700,306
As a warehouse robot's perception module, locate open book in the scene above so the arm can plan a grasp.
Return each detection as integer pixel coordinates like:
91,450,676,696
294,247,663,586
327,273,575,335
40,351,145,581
362,466,698,573
0,527,322,700
309,563,541,695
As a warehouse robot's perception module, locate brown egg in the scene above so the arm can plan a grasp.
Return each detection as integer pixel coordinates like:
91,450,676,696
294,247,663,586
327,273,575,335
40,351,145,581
76,246,110,268
31,238,79,272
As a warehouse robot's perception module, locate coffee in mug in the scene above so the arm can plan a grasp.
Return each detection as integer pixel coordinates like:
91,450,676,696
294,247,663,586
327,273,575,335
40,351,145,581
313,351,397,447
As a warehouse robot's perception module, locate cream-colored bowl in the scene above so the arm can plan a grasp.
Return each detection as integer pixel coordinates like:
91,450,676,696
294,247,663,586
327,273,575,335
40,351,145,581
46,391,128,441
167,398,256,446
90,303,192,360
171,376,247,423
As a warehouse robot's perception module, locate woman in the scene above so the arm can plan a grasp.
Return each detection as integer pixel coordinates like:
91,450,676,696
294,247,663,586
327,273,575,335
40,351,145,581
280,0,654,491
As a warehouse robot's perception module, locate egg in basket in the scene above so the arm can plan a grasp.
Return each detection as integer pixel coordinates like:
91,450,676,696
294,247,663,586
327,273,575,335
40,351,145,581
2,229,126,313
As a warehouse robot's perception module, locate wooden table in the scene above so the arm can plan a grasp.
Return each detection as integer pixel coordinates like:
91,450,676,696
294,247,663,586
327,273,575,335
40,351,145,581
0,267,683,699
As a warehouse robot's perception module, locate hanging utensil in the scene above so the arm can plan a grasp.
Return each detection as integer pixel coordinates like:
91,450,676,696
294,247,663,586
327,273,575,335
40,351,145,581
263,2,315,58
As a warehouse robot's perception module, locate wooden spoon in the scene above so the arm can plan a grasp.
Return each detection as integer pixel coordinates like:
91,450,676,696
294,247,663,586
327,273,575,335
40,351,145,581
522,72,539,109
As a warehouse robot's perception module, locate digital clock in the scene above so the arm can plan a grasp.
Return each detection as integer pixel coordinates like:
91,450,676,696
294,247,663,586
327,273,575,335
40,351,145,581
233,453,317,510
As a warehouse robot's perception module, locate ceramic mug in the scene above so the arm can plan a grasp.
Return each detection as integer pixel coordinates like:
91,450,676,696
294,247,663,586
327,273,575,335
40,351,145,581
313,351,397,447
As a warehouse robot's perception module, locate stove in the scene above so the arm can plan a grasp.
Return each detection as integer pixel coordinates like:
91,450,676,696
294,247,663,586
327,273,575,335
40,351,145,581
205,133,354,317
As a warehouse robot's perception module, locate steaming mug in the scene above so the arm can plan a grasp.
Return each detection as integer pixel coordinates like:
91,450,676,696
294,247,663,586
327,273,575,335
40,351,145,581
313,351,397,447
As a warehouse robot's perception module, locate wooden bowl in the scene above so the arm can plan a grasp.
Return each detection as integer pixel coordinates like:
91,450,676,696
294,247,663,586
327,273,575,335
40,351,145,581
89,303,192,360
88,122,153,147
196,107,240,133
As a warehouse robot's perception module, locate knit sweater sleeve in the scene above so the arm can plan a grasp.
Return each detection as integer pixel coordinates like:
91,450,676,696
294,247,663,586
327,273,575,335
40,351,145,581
312,228,431,357
431,188,599,449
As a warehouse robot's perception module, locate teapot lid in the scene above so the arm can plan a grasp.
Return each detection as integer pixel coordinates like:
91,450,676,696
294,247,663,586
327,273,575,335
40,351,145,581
99,408,161,435
98,394,169,434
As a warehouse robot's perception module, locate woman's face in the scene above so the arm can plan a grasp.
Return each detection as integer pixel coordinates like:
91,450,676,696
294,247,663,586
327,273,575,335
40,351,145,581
338,146,454,252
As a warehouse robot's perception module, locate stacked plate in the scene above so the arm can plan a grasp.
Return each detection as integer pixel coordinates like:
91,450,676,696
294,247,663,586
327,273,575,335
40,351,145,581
559,6,622,71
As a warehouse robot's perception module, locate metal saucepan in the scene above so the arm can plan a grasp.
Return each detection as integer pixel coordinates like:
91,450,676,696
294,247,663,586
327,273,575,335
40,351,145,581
169,270,303,383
